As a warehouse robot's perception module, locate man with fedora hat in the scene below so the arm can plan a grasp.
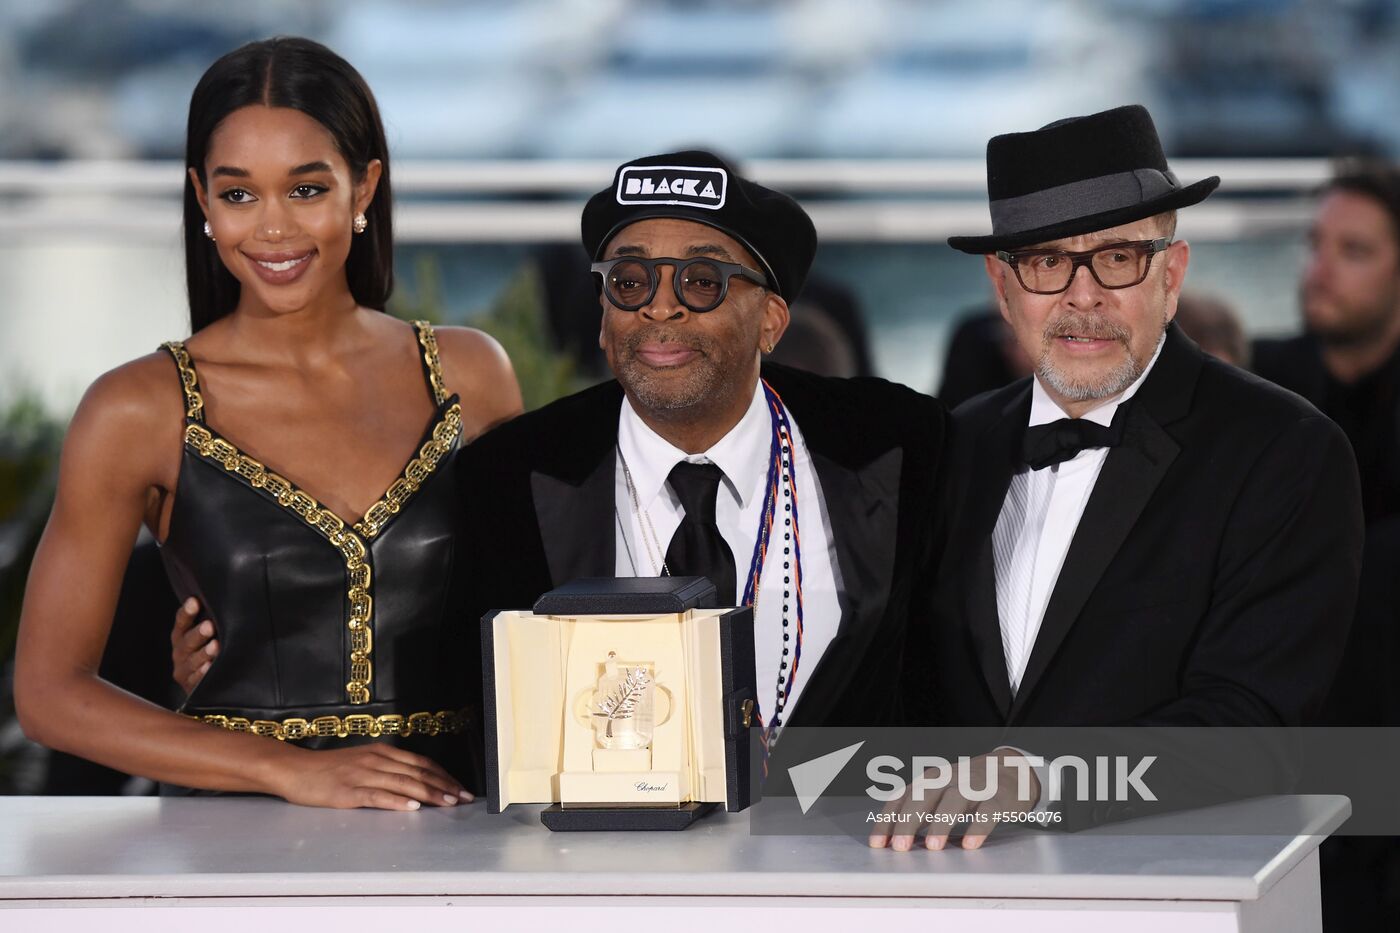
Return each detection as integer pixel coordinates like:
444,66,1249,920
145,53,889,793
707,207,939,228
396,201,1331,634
875,105,1365,851
452,150,947,738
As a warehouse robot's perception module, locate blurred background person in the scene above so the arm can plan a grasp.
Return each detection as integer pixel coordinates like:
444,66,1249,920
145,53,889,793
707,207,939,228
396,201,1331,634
1253,160,1400,933
1254,161,1400,525
1172,291,1249,368
936,307,1034,408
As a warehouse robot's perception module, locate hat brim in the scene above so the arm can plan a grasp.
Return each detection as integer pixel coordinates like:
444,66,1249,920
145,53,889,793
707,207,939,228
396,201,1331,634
947,176,1220,254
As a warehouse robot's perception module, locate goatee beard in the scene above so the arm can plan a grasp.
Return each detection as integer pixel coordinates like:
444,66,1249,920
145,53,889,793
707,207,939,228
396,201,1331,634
1035,312,1155,403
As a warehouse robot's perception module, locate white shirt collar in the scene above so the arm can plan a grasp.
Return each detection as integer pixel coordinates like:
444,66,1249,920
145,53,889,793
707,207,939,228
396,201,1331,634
617,378,771,512
1028,333,1166,428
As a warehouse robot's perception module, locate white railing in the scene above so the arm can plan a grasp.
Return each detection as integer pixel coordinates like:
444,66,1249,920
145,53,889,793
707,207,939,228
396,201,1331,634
0,159,1332,243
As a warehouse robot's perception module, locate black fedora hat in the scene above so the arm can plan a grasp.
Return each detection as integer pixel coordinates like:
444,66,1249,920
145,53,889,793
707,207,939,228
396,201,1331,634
947,105,1219,255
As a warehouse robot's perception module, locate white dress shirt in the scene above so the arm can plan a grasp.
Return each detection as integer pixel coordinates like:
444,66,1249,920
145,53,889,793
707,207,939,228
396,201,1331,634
614,379,842,724
993,338,1164,695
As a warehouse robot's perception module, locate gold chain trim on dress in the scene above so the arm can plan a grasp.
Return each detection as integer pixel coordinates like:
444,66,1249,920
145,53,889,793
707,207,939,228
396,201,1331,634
164,340,375,704
413,320,450,406
162,341,205,422
182,422,376,705
160,325,459,706
354,402,462,538
186,708,471,742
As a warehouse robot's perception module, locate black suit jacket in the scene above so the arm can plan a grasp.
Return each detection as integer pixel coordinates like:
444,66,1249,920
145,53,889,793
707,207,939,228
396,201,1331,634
457,362,947,729
920,324,1364,731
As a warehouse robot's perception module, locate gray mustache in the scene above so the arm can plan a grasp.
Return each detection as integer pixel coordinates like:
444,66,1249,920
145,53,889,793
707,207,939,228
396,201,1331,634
1044,315,1130,342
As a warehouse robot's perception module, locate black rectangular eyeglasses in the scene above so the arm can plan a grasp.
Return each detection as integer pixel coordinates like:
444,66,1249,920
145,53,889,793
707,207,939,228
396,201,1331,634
996,238,1172,294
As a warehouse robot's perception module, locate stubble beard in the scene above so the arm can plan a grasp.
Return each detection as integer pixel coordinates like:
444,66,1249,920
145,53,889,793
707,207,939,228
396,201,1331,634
1303,283,1400,349
615,327,729,416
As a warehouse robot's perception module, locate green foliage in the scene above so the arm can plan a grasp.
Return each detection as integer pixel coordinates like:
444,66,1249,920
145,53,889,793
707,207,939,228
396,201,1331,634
389,253,591,412
0,394,63,792
0,394,63,666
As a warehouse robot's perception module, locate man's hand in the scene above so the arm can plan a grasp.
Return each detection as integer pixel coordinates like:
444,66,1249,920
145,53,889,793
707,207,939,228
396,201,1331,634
868,749,1042,851
271,744,473,810
171,597,217,693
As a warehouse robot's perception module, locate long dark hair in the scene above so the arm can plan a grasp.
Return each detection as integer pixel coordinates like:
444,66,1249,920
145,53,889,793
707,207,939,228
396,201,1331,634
184,36,393,331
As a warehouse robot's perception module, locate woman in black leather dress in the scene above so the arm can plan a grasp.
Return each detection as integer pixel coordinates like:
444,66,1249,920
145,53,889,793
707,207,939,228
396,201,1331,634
14,38,522,810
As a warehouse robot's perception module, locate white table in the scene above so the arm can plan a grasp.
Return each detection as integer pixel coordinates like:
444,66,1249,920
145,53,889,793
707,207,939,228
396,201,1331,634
0,794,1348,932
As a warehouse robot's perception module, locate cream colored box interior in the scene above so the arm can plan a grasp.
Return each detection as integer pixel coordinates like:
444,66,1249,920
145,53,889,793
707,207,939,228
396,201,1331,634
492,608,731,809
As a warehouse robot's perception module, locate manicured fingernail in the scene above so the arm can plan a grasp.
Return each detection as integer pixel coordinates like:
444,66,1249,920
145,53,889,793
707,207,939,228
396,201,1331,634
893,836,911,852
199,621,213,636
184,598,198,613
442,794,457,805
198,661,211,674
405,800,420,810
964,837,983,850
868,835,886,848
927,837,944,851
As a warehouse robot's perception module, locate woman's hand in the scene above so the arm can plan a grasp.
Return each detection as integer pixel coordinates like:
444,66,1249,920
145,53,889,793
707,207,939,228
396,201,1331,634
271,744,473,810
171,597,218,693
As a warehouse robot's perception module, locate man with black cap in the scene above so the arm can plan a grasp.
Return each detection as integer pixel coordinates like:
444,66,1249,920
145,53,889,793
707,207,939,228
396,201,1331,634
456,150,946,736
875,105,1365,851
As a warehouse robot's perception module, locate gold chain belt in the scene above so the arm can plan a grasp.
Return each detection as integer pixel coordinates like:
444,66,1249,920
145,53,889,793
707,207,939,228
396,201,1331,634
186,708,471,742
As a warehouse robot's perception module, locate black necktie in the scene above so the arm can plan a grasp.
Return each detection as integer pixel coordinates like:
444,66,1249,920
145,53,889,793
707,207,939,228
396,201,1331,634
1021,404,1130,470
664,461,737,605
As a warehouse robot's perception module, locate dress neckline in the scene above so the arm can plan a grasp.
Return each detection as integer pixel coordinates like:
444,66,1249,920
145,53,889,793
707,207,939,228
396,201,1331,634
161,320,462,540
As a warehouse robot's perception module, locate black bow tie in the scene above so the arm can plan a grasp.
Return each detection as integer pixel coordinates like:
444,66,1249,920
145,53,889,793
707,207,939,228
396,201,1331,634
1021,404,1131,470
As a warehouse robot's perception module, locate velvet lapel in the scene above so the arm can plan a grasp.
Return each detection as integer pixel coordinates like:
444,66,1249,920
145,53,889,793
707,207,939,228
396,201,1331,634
1007,325,1200,722
963,383,1031,719
759,364,901,727
787,447,902,727
529,383,624,585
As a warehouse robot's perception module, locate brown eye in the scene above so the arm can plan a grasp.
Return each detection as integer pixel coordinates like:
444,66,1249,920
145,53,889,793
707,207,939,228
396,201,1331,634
219,188,255,204
680,261,723,307
607,260,652,306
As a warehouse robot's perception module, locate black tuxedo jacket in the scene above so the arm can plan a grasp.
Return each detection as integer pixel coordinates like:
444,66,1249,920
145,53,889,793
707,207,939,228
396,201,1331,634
457,362,947,729
918,324,1364,730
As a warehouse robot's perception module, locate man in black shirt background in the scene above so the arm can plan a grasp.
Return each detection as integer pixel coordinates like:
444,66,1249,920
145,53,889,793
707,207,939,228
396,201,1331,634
1253,161,1400,932
1254,162,1400,526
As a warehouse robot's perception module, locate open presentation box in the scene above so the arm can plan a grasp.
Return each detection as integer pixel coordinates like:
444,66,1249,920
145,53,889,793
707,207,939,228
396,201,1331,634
482,577,757,831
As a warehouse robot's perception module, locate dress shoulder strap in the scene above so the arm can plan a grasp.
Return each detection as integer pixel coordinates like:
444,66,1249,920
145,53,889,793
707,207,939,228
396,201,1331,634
160,341,205,423
411,320,450,406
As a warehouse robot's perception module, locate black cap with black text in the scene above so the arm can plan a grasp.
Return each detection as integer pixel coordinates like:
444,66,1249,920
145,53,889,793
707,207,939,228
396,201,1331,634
582,149,817,303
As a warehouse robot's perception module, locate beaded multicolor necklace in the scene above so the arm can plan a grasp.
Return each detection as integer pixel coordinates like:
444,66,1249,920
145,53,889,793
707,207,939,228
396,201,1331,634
616,379,805,758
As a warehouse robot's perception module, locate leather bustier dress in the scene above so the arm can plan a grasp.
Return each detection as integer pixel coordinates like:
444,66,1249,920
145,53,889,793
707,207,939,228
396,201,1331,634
158,321,478,789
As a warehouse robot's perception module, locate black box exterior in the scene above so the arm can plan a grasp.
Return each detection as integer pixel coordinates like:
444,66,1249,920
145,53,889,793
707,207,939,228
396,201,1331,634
533,575,719,614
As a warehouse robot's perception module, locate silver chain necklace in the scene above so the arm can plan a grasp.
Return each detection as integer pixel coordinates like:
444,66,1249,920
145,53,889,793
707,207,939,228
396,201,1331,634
617,445,671,578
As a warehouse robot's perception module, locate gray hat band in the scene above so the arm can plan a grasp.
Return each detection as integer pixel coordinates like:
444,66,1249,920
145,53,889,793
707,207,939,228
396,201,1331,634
989,168,1181,234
